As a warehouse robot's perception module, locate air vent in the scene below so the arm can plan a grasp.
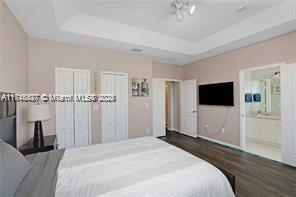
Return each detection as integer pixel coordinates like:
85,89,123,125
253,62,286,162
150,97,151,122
131,48,143,53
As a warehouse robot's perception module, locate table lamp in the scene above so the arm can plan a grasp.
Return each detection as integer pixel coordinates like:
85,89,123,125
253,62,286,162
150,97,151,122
28,104,51,147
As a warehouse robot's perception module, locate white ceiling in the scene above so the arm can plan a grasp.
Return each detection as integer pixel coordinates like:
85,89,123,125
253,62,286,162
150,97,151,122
77,0,283,42
4,0,296,65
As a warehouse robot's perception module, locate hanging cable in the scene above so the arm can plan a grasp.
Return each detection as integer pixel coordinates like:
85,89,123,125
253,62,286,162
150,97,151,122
205,107,230,135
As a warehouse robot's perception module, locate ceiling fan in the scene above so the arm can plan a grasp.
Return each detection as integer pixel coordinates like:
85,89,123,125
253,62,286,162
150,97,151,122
170,0,196,22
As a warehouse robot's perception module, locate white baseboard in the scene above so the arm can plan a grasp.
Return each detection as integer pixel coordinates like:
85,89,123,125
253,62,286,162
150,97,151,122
168,128,179,132
197,134,241,150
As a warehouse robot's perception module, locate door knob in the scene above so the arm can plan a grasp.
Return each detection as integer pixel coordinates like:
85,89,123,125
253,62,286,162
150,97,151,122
192,110,197,113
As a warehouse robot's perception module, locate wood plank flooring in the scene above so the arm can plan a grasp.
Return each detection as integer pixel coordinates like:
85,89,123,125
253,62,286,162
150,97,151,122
159,131,296,197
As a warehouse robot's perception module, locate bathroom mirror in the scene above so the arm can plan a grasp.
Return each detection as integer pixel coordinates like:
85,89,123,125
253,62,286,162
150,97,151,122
250,79,270,113
250,78,280,114
245,67,281,115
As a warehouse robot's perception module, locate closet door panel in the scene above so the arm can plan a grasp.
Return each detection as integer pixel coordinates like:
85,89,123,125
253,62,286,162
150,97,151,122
74,71,90,147
56,70,74,149
101,74,116,143
115,75,128,141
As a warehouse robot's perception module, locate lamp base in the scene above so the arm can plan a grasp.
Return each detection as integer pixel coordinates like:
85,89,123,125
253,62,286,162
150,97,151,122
33,121,44,147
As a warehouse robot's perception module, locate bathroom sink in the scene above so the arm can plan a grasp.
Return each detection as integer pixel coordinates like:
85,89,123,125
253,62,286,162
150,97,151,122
257,113,269,116
246,113,280,120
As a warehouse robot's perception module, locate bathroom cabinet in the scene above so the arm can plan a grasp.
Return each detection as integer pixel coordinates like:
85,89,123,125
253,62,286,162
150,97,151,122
246,117,281,145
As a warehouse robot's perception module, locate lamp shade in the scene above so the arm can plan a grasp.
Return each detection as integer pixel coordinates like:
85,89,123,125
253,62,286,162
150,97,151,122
27,104,51,122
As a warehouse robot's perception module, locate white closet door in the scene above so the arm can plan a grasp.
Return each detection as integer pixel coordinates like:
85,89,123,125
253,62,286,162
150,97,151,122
56,70,74,149
101,74,116,143
74,71,90,147
282,64,296,167
152,79,166,137
115,75,128,141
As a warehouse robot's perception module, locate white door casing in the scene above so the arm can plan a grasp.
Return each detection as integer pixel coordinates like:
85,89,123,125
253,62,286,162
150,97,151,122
152,78,166,137
239,70,246,150
180,79,197,138
281,63,296,167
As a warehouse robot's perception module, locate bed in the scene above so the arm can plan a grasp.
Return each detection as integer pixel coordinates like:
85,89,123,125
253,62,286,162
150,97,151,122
7,137,235,197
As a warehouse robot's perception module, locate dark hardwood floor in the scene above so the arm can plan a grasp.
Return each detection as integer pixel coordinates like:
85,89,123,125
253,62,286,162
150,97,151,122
159,131,296,197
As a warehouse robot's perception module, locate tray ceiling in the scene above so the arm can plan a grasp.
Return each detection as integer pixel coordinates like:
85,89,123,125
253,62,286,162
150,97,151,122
5,0,296,65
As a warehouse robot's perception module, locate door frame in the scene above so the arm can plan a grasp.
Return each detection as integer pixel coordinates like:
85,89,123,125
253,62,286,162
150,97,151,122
152,78,182,137
100,71,129,142
55,67,92,146
281,63,296,167
239,63,284,152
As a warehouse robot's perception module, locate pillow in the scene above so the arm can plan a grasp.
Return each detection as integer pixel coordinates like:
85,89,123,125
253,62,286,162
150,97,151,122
0,140,32,197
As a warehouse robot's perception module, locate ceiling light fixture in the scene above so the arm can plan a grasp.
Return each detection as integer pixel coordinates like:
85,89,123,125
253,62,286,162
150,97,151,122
189,4,196,15
273,71,280,79
170,0,196,22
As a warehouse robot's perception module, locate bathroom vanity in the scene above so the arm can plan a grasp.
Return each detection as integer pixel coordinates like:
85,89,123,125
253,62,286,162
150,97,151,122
246,113,281,146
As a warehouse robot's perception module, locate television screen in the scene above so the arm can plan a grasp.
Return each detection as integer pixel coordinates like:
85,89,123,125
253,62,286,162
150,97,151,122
198,82,234,106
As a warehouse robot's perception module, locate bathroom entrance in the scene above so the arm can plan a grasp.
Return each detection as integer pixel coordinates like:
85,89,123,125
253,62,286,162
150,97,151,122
240,64,282,162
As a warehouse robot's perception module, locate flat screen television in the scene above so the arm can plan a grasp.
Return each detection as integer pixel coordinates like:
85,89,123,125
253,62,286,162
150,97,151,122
198,82,234,106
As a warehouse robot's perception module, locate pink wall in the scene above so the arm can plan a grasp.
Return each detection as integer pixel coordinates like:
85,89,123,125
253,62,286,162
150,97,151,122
0,1,29,147
152,63,183,80
183,32,296,146
28,37,153,144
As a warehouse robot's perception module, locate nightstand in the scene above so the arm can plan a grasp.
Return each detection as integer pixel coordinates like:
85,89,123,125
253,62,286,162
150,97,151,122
19,135,58,155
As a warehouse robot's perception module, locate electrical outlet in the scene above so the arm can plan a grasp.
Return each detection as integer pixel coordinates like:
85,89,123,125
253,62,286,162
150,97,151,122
221,128,225,133
205,125,209,131
146,128,150,134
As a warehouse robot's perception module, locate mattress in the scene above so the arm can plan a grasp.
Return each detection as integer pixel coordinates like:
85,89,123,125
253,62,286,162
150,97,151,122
55,137,235,197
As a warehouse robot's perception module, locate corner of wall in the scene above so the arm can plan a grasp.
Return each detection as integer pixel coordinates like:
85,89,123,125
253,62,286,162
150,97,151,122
0,0,30,147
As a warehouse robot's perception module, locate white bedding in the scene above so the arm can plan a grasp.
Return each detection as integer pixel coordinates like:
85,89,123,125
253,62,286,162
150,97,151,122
55,137,235,197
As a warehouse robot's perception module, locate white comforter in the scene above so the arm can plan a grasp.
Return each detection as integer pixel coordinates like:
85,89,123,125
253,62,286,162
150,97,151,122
55,137,235,197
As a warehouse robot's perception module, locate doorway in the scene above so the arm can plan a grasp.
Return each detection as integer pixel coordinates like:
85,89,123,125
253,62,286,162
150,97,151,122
153,78,197,138
240,65,282,161
152,79,181,137
165,81,180,132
